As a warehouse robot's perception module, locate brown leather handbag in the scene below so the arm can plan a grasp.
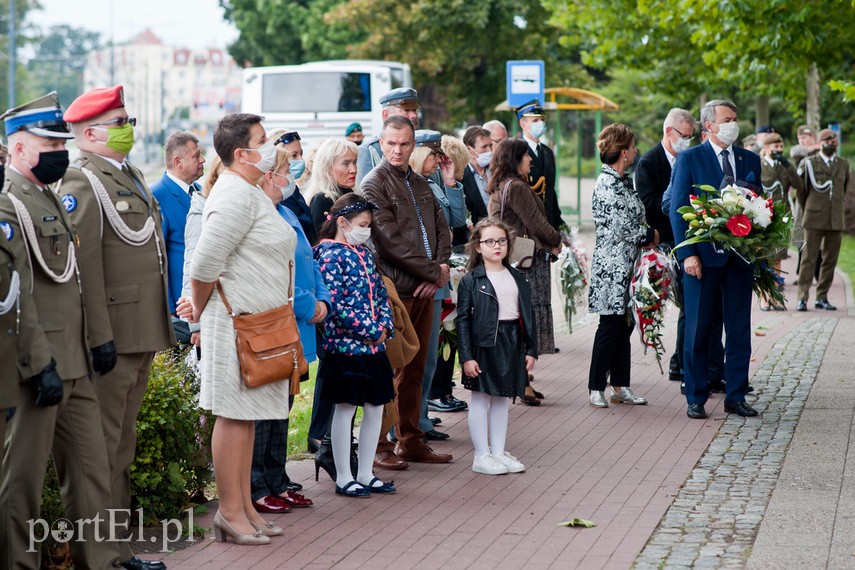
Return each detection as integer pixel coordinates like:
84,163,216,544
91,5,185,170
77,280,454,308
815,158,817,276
217,262,308,389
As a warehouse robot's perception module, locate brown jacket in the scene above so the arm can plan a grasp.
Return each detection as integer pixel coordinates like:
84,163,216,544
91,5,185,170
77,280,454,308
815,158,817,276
362,160,451,298
761,158,803,213
57,151,175,353
489,177,561,251
796,154,850,231
381,276,419,369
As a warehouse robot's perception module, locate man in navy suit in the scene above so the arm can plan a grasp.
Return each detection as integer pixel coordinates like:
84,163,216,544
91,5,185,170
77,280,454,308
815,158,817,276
150,131,205,342
669,99,761,419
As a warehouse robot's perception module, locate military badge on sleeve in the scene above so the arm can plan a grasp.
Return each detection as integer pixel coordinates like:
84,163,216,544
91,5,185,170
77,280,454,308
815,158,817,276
61,194,77,213
0,221,12,241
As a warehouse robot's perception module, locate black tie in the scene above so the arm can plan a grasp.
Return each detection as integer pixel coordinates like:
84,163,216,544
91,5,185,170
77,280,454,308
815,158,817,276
189,183,198,195
720,149,735,182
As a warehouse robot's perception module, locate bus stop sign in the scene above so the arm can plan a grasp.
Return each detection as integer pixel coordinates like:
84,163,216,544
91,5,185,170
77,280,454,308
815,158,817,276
506,60,545,109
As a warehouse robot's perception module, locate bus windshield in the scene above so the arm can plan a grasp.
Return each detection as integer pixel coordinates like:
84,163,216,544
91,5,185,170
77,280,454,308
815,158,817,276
262,72,371,113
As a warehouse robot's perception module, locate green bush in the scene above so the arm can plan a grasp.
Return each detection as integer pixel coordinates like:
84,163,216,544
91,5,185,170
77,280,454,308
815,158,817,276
130,350,214,524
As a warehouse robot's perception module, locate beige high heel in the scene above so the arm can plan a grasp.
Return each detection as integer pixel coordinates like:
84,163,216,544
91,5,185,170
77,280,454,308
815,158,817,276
251,519,284,537
213,511,271,545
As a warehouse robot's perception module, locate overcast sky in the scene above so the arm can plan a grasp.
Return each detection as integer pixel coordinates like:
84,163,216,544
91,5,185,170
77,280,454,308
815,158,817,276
36,0,240,50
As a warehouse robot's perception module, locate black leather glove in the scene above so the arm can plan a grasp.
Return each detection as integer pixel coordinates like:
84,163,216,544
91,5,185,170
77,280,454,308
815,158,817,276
771,151,790,168
32,359,63,407
91,340,118,375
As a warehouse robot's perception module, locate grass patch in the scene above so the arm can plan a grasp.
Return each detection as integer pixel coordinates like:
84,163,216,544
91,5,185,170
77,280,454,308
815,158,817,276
837,234,855,284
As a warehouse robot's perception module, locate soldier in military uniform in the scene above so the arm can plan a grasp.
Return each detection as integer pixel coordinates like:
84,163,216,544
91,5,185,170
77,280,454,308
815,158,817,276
759,133,804,310
356,87,421,184
795,129,850,312
0,93,160,570
59,86,174,563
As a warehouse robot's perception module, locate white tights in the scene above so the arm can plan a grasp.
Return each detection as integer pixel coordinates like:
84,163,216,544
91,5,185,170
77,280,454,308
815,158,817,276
467,391,509,458
332,402,384,489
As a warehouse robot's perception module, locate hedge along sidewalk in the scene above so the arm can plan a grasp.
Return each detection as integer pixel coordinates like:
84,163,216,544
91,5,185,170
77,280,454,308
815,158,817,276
635,317,837,569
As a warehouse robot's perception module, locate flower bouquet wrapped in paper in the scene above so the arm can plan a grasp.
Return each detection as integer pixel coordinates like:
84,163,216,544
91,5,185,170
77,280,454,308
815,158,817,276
555,227,589,333
628,248,677,372
437,252,468,360
674,183,793,305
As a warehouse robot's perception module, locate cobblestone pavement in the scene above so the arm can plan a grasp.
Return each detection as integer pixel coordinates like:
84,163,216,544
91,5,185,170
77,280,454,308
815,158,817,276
635,317,837,569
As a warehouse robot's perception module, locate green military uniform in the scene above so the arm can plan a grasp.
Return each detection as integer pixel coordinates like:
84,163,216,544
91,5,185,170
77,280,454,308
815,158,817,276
0,173,118,569
796,152,850,302
0,219,23,478
761,155,804,260
58,150,175,528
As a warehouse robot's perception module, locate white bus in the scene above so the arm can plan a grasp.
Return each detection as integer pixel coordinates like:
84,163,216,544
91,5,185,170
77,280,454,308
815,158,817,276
241,60,412,149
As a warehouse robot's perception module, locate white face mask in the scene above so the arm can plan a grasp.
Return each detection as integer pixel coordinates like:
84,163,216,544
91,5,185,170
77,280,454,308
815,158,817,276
672,134,691,154
344,220,371,246
714,122,739,146
476,151,493,168
271,171,296,201
242,139,277,173
529,121,547,139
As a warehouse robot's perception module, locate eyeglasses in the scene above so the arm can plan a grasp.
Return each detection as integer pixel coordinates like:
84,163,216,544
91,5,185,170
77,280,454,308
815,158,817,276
275,132,301,145
90,116,137,128
479,238,508,247
671,126,693,140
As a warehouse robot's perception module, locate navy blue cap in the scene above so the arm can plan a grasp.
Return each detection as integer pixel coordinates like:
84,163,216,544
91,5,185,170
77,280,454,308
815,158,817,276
515,98,545,119
414,129,445,155
380,87,420,110
1,92,73,139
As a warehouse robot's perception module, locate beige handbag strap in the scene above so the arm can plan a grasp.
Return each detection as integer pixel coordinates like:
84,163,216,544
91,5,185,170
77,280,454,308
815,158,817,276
217,260,294,317
499,179,513,220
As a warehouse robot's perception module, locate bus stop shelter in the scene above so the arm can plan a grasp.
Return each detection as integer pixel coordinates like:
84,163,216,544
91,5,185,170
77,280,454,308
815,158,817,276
496,87,620,227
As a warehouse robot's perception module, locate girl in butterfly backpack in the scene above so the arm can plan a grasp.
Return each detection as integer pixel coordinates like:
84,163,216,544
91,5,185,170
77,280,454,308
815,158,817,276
456,218,537,475
313,193,397,497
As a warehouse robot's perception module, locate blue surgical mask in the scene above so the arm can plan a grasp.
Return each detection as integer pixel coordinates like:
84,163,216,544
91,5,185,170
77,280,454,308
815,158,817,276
529,121,547,139
289,159,306,180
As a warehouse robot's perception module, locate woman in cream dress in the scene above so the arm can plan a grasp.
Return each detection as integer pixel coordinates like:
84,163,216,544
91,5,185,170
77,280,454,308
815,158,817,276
188,113,295,545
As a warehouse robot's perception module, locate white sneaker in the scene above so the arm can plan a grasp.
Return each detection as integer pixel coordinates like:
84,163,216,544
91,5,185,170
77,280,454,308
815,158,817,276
472,453,509,475
493,451,525,473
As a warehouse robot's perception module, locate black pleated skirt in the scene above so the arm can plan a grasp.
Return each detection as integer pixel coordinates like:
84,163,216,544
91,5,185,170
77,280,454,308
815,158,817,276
317,351,395,406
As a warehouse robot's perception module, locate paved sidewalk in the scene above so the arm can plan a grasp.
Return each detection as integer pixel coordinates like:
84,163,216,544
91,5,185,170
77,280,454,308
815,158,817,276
154,248,850,569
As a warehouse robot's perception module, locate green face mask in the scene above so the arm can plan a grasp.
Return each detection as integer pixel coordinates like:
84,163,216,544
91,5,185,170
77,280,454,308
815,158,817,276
96,123,135,155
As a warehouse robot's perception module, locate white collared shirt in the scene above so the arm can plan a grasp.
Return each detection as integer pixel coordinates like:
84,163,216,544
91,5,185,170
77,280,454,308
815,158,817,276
821,152,835,167
96,154,125,171
664,144,677,169
166,170,193,195
468,163,490,207
764,156,777,168
523,133,540,156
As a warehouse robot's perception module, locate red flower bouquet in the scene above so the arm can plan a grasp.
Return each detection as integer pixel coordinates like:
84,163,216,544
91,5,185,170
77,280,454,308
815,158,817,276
629,248,677,372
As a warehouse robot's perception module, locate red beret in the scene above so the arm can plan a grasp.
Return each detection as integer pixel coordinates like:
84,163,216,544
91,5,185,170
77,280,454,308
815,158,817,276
64,85,125,123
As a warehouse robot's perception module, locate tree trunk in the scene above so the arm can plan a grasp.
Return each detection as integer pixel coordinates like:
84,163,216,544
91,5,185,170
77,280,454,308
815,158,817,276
755,95,769,131
806,64,820,132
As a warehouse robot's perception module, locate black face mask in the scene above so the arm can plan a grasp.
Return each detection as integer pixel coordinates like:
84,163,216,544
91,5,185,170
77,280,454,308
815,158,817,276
0,165,5,189
822,143,837,156
354,139,363,146
31,150,69,185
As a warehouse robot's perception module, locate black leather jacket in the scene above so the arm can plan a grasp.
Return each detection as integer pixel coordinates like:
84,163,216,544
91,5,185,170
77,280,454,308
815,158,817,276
456,263,538,362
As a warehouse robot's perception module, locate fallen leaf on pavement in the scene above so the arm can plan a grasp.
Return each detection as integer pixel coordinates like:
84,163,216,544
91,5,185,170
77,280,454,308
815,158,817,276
558,518,596,528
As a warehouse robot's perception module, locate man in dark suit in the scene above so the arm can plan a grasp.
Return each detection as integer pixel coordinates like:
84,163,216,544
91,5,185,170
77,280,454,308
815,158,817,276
150,131,205,343
461,125,492,227
636,108,697,383
669,99,761,420
516,99,566,231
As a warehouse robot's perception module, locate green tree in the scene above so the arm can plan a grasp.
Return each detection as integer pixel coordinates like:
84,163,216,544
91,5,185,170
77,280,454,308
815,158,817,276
543,0,855,122
0,0,37,111
328,0,591,127
26,25,101,108
219,0,363,66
